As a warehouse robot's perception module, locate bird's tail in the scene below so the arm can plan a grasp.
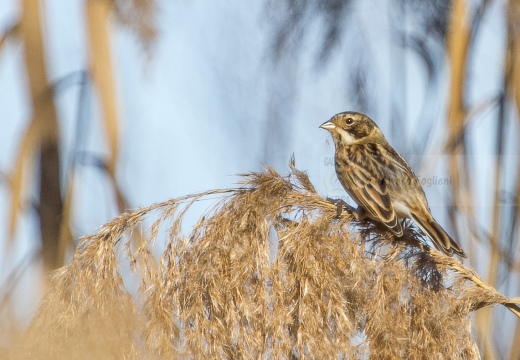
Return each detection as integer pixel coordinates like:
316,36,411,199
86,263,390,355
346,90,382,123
411,214,467,258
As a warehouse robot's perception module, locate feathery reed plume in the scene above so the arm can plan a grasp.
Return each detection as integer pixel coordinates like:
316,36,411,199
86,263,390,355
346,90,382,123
9,164,519,359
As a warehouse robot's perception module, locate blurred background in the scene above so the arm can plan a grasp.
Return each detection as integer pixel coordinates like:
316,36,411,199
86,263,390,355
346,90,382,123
0,0,519,358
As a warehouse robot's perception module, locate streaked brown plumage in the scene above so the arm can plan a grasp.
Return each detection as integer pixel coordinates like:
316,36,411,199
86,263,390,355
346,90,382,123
321,111,466,258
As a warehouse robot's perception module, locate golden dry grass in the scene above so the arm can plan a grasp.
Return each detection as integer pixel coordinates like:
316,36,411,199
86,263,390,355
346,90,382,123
8,165,519,359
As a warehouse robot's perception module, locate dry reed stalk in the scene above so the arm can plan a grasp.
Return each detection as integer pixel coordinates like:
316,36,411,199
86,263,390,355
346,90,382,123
16,0,64,272
8,165,519,359
505,1,520,358
445,0,476,259
445,1,499,358
84,0,144,221
84,0,149,260
86,0,119,177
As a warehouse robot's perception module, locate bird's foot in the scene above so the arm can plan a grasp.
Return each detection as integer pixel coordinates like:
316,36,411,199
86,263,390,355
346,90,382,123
326,198,357,218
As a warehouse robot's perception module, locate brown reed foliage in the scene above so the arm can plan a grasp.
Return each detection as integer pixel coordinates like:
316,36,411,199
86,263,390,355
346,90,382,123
8,165,520,359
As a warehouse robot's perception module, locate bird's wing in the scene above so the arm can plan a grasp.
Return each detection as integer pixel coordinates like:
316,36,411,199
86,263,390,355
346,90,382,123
339,146,403,235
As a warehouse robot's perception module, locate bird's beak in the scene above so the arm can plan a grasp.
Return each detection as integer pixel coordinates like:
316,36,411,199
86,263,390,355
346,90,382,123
320,121,336,131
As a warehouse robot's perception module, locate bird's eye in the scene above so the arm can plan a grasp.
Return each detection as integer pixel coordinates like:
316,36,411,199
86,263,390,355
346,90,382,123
346,117,354,125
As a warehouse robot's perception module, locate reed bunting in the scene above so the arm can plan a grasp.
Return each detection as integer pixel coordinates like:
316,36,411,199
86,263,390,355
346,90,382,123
320,111,466,257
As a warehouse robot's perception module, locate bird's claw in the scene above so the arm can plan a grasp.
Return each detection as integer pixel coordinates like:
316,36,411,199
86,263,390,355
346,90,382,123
326,198,356,218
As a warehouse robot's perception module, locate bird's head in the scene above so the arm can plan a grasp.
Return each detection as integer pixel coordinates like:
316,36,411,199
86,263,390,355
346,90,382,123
320,112,385,147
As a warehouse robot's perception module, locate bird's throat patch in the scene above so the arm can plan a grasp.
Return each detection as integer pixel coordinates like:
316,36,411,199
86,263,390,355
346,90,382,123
336,128,357,145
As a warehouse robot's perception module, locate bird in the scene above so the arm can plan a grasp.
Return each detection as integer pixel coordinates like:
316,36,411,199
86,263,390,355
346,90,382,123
320,111,466,257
